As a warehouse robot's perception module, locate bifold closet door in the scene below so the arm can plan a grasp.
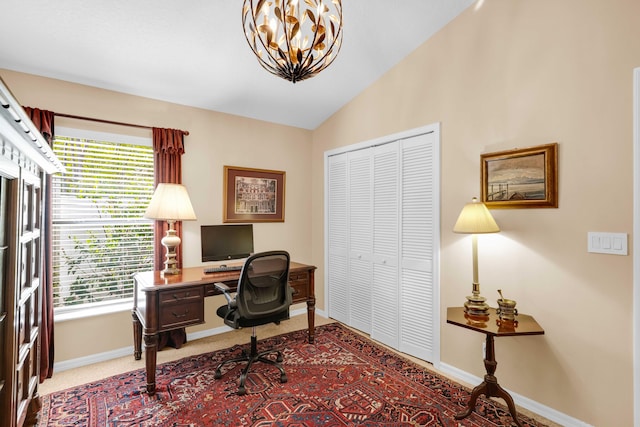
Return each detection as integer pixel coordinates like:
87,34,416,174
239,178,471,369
326,128,438,363
327,149,374,334
327,154,348,325
398,132,436,362
369,133,437,361
346,149,373,334
370,142,399,348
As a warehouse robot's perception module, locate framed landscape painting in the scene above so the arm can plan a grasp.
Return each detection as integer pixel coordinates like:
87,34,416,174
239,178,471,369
480,143,558,209
223,166,286,222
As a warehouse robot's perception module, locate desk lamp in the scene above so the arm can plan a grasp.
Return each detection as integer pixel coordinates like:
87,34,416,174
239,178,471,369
144,183,197,275
453,197,500,317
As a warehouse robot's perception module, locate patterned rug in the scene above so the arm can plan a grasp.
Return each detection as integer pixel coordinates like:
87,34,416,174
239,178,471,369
38,323,547,426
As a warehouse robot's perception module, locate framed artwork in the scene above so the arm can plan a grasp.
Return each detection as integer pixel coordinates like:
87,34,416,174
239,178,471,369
481,143,558,209
223,166,286,223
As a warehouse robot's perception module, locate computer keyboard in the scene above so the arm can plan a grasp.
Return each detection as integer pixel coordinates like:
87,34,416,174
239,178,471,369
203,265,243,274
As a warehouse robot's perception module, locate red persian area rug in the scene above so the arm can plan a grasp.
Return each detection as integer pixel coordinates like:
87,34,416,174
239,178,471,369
38,323,547,426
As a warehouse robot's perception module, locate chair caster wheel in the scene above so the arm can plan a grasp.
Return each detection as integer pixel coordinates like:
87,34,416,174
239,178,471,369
238,386,246,396
276,354,283,363
214,370,222,379
280,373,288,383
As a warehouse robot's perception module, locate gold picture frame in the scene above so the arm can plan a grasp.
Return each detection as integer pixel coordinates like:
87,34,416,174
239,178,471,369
481,143,558,209
223,166,286,223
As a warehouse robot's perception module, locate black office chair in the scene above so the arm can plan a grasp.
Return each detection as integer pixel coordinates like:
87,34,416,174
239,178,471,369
213,250,292,395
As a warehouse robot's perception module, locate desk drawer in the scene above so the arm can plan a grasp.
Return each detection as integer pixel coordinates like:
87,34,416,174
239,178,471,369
159,300,204,329
289,271,309,302
158,287,204,330
159,288,203,304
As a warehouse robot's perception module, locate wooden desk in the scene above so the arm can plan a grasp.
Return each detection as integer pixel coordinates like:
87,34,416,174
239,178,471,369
132,262,316,395
446,307,544,427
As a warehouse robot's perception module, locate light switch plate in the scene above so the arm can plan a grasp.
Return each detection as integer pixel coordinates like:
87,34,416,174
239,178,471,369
587,232,628,255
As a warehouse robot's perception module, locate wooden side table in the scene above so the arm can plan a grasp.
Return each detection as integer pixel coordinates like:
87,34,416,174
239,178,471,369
446,307,544,427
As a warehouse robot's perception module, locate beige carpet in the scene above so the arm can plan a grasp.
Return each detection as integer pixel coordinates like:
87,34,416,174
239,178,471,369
39,314,559,426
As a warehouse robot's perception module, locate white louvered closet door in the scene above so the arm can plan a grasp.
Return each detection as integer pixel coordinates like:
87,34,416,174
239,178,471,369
399,132,437,361
347,149,373,334
327,154,349,324
371,142,400,348
325,124,439,363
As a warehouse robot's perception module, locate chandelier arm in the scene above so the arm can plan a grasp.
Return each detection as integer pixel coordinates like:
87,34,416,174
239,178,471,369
304,30,343,74
296,7,322,72
301,43,341,77
302,4,344,74
243,1,284,75
280,0,296,75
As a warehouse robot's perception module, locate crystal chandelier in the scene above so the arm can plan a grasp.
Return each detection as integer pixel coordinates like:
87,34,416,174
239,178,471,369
242,0,343,83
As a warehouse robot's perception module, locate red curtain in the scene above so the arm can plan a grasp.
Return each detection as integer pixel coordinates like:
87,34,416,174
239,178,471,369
151,128,186,271
23,107,55,382
152,128,188,349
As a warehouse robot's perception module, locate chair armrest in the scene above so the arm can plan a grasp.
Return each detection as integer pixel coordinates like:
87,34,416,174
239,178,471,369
215,282,235,305
215,282,231,292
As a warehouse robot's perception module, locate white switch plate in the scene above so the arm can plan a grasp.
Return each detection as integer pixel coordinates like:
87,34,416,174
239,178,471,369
587,232,628,255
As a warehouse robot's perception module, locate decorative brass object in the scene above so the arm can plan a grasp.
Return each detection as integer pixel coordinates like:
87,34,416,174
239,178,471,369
242,0,343,83
464,312,489,328
496,289,518,322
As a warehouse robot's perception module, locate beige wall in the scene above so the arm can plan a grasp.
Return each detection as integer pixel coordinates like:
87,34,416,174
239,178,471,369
2,0,639,424
0,68,314,360
312,0,638,425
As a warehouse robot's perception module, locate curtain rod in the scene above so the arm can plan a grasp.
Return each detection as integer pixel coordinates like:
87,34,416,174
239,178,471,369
54,112,190,135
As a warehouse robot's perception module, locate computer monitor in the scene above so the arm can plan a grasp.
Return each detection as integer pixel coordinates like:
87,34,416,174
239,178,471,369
201,224,254,262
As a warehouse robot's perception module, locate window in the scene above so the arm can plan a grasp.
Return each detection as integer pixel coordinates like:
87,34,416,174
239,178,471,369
52,127,154,312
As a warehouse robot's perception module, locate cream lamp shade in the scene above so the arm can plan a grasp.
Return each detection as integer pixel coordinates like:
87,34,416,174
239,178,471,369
453,197,500,234
453,197,499,317
144,183,197,221
144,183,197,275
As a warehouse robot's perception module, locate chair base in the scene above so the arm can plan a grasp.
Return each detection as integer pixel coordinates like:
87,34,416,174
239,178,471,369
214,333,287,395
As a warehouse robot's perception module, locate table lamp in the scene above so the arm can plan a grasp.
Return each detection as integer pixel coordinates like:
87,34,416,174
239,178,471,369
453,197,500,316
144,183,197,275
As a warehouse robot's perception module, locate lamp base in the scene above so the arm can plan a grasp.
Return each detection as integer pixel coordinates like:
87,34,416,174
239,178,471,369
463,294,490,317
160,221,181,276
161,265,180,277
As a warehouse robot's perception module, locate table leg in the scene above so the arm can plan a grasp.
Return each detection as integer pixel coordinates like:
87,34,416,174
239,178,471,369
143,333,158,395
132,310,142,360
307,294,316,343
455,335,523,427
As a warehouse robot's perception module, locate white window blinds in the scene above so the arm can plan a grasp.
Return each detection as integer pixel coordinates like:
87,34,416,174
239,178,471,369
51,128,154,311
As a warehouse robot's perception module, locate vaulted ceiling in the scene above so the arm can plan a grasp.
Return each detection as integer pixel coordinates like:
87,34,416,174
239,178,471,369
1,0,475,129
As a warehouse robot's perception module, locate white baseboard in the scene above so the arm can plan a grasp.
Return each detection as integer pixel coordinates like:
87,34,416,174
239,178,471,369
53,307,320,373
439,362,593,427
54,346,133,373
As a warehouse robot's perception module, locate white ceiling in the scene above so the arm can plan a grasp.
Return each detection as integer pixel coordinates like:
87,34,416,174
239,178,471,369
1,0,475,130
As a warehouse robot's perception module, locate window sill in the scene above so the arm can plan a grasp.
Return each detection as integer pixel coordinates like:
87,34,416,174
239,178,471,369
54,300,133,323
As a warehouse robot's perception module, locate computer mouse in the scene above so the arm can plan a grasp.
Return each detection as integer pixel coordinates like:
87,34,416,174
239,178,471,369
220,264,227,268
